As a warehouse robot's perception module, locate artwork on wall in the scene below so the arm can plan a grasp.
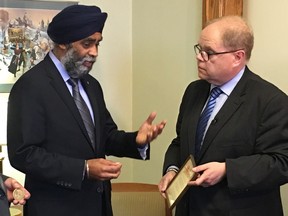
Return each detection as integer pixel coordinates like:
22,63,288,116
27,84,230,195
0,0,77,93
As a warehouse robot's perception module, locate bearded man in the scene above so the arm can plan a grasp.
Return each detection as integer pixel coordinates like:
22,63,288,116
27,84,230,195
7,5,166,216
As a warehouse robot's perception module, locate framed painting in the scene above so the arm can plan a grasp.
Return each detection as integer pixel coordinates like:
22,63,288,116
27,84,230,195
0,0,77,92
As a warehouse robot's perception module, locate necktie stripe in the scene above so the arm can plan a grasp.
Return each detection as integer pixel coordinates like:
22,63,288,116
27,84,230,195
195,87,222,156
68,78,96,149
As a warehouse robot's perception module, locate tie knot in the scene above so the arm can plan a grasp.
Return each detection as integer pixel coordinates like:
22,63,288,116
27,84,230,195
68,78,79,87
210,87,222,99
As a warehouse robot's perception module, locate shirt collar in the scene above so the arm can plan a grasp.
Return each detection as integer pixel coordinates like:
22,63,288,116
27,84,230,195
49,51,70,82
211,66,245,96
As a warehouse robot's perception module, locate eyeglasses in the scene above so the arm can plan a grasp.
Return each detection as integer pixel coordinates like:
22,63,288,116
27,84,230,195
194,44,243,62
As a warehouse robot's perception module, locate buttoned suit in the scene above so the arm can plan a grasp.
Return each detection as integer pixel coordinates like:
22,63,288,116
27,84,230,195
7,55,148,216
0,174,10,216
163,66,288,216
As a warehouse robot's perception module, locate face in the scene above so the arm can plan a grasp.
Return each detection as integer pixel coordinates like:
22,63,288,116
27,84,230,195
61,32,103,78
196,23,239,86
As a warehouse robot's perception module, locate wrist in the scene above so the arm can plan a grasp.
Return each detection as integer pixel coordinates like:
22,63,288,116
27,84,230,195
166,166,179,174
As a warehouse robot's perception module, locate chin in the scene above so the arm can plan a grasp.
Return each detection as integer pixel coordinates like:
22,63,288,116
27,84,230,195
198,73,206,80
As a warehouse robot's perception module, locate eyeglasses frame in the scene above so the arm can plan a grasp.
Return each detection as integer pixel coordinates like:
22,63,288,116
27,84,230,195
194,44,244,61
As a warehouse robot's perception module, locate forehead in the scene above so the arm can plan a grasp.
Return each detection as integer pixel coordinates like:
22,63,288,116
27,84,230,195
85,32,103,41
76,32,103,44
199,23,223,49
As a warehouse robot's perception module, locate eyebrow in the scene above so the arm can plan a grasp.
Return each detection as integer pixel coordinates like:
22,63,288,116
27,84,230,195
83,36,103,43
200,44,217,52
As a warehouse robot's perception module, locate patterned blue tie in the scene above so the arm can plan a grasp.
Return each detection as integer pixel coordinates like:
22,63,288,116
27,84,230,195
195,87,222,156
68,78,96,149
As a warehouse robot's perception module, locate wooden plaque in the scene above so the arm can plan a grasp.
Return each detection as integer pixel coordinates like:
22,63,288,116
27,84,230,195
165,155,197,209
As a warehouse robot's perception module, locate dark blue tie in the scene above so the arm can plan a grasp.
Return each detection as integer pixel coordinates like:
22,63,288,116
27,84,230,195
68,78,95,149
195,87,222,156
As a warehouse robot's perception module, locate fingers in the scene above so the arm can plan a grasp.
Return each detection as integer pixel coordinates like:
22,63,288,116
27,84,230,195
192,164,206,173
158,178,168,198
146,111,157,124
136,112,167,144
154,120,166,136
189,162,226,187
158,171,176,198
88,158,122,181
5,178,31,204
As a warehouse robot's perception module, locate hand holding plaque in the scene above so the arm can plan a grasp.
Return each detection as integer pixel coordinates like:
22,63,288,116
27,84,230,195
165,155,197,209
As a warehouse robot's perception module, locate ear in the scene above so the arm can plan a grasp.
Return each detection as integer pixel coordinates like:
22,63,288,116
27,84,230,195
58,44,68,50
233,50,245,66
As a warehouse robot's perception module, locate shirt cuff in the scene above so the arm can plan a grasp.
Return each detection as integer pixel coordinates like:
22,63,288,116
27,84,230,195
166,165,179,174
137,144,148,160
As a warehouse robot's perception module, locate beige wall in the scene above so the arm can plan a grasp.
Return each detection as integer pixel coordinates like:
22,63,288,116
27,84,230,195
2,0,288,214
243,1,288,214
243,0,288,93
131,0,201,182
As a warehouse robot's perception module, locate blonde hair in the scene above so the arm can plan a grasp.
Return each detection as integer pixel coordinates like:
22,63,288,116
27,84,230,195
205,16,254,60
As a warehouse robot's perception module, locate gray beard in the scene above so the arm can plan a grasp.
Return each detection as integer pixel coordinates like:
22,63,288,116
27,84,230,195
60,47,95,79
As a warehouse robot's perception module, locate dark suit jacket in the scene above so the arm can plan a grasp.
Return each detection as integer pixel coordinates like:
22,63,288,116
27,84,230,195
7,55,148,216
163,67,288,216
0,174,10,216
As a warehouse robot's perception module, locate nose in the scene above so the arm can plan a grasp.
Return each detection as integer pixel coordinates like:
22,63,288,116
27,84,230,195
196,53,205,62
89,45,98,57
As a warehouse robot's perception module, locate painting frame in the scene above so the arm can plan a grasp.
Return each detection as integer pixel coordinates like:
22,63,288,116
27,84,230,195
0,0,78,93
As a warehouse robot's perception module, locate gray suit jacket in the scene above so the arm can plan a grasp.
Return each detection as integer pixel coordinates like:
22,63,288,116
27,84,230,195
0,174,10,216
164,66,288,216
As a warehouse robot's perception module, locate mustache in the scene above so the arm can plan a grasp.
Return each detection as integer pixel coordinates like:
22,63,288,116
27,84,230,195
81,56,96,62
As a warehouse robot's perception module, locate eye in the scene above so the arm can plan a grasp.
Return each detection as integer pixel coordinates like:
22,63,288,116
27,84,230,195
82,42,92,48
206,50,215,55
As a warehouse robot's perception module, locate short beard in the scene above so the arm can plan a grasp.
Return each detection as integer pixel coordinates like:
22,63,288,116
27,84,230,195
60,45,96,79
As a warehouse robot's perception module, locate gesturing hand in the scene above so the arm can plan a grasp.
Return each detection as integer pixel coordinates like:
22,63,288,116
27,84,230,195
136,112,166,145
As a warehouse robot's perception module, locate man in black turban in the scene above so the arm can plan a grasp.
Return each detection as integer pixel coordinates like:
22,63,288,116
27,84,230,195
47,4,107,44
7,4,166,216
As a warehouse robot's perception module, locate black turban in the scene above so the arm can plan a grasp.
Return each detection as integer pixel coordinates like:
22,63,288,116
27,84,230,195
47,5,107,44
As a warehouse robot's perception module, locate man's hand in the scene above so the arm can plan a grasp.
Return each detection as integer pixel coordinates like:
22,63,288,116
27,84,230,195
136,112,166,145
188,162,226,187
87,158,122,180
4,177,31,205
158,171,177,198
